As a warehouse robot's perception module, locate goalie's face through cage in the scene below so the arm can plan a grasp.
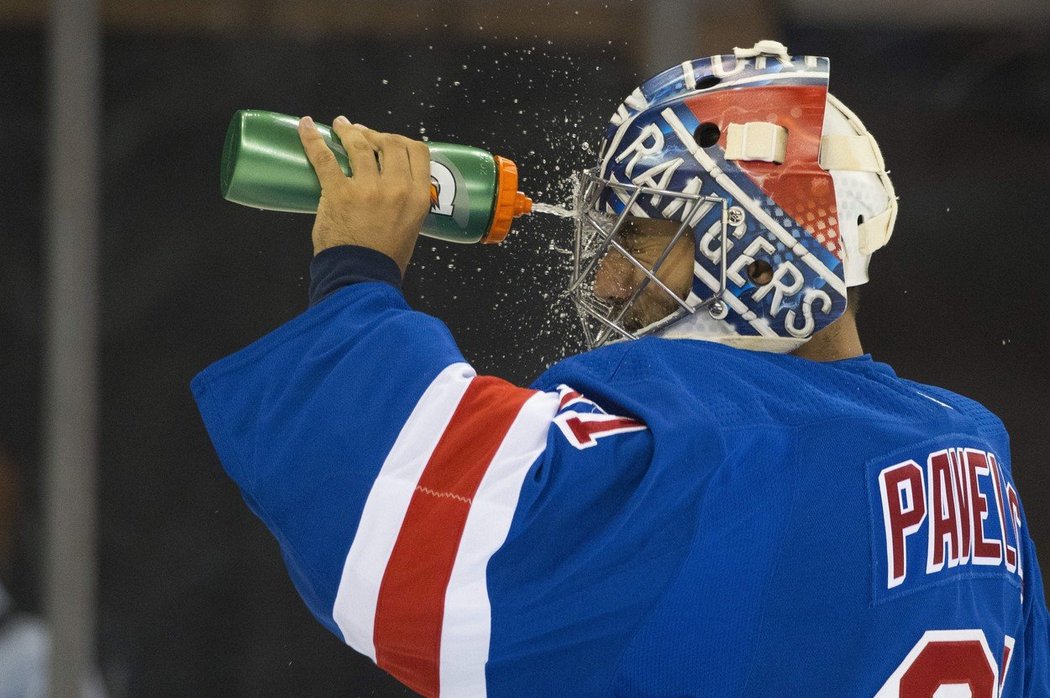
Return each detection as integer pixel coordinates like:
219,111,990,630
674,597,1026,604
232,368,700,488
587,217,781,340
591,217,694,334
567,167,732,348
585,214,695,341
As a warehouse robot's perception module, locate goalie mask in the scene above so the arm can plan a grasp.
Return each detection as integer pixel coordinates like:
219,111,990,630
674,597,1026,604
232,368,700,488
569,40,898,352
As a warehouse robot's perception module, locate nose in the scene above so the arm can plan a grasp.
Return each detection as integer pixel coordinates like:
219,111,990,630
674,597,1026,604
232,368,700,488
593,249,634,304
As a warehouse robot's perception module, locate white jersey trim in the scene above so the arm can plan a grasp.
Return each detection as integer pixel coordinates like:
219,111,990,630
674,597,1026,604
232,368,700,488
331,362,476,660
439,390,561,696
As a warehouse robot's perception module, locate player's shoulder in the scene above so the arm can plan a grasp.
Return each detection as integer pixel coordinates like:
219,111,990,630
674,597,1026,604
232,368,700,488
534,338,999,436
896,377,1011,461
610,338,948,428
898,378,1006,426
536,336,769,396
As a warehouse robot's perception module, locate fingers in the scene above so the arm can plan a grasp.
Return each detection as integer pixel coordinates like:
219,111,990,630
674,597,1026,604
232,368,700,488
384,135,431,215
381,135,411,184
303,116,430,215
297,116,346,189
304,118,432,265
331,117,379,184
331,117,429,182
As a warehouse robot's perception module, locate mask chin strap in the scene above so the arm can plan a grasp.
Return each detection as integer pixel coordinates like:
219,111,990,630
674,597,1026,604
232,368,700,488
819,94,898,258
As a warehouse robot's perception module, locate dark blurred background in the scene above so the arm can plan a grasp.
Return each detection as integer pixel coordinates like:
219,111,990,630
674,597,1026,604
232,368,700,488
2,0,1049,695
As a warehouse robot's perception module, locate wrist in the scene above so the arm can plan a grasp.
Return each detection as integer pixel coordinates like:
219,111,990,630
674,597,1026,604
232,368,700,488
309,245,403,307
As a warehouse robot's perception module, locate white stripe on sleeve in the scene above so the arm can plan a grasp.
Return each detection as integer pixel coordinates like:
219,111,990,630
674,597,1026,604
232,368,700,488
331,361,476,660
438,390,562,697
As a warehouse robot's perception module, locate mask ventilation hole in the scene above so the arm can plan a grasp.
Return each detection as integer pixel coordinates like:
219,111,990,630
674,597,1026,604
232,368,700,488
694,122,721,148
696,75,721,90
747,259,774,286
857,215,866,226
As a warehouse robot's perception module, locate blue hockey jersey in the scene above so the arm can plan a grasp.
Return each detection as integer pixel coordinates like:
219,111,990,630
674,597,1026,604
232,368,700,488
192,279,1049,697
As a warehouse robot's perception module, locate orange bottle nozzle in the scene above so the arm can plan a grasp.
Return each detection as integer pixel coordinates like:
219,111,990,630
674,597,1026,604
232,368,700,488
483,155,533,244
515,191,533,217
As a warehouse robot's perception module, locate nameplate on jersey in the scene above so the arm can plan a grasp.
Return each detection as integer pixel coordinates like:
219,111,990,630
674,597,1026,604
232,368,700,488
868,436,1024,604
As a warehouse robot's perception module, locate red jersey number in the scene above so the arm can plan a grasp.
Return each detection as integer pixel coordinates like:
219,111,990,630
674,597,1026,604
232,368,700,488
876,630,1014,698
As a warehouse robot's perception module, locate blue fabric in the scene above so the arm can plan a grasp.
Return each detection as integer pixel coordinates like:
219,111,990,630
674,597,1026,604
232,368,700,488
191,282,462,636
192,282,1050,697
308,245,401,307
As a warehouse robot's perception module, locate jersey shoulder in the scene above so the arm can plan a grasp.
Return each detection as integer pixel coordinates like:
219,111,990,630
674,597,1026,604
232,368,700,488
601,339,951,426
898,378,1011,463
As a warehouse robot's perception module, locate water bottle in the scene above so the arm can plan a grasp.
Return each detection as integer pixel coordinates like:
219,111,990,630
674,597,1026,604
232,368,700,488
220,110,533,244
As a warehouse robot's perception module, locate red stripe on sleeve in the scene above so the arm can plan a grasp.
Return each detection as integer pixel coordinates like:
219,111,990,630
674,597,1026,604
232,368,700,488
372,376,536,697
558,389,582,408
565,415,642,447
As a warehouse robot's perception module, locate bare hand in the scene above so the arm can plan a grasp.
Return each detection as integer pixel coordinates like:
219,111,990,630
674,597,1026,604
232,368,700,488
297,115,431,274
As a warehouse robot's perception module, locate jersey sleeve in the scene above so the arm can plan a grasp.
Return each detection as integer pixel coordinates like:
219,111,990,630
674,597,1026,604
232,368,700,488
191,282,666,697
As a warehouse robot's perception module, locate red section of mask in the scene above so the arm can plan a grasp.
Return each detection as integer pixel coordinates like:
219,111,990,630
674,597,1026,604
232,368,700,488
685,85,842,259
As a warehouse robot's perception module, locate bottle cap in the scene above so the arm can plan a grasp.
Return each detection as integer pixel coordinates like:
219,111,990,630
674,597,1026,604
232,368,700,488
482,155,533,244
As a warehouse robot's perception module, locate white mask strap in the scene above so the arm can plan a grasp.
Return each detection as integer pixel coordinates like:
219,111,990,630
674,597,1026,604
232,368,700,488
725,122,788,164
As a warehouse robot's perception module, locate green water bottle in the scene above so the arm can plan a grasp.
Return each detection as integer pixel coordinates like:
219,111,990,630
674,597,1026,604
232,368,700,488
220,110,533,244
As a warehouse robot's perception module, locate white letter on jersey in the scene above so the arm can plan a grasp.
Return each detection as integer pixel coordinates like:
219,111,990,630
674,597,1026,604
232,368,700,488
926,450,962,574
879,460,927,589
966,449,1004,567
